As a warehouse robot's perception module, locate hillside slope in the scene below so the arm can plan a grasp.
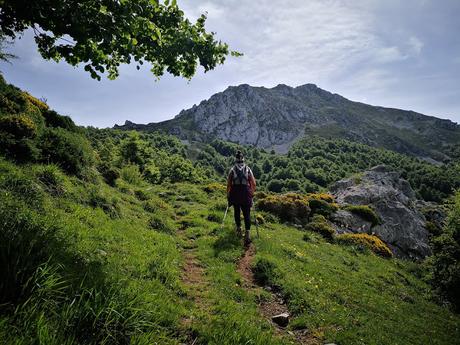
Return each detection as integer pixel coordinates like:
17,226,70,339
1,75,460,345
115,83,460,162
1,157,460,344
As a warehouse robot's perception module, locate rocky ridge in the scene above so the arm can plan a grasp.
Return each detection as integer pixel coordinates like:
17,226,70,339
330,165,432,259
115,83,460,161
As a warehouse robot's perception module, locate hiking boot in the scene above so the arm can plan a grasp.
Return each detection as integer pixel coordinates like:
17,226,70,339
244,230,251,247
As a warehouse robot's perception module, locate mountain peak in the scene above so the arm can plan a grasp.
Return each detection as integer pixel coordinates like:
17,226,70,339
115,83,460,161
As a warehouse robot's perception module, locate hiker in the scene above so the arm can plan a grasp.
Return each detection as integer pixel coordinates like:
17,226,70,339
227,150,256,246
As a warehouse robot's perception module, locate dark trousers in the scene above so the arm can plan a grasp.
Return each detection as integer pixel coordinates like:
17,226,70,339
234,204,251,230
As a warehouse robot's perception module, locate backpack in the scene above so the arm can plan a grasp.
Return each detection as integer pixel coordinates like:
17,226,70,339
232,165,250,185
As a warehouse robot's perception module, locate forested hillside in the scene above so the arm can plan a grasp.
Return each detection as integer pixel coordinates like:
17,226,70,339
1,76,460,344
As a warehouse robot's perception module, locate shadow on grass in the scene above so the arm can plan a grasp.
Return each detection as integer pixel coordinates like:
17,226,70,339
212,227,242,258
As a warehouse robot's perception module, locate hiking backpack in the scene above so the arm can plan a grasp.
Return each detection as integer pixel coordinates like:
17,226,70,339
232,165,250,185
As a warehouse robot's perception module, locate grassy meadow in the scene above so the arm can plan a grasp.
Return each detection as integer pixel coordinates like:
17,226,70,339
1,156,459,344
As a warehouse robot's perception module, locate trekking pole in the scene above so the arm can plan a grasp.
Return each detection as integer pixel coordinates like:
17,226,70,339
253,198,260,239
254,212,260,239
221,205,230,230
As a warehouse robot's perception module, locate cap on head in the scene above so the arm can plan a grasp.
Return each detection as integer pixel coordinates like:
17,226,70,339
235,150,244,163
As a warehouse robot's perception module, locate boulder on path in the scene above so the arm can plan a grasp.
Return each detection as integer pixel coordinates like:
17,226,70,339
330,165,431,259
272,313,290,327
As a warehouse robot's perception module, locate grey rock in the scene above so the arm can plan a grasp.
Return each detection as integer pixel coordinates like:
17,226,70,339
331,209,372,234
272,313,290,327
330,165,431,259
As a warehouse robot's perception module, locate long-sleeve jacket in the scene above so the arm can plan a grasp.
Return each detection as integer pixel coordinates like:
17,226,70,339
227,164,256,206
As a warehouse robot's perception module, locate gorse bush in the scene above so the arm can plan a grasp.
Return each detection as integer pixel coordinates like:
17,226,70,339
0,114,37,138
256,193,311,224
344,205,380,226
308,198,339,217
0,114,39,162
304,214,335,241
336,233,393,258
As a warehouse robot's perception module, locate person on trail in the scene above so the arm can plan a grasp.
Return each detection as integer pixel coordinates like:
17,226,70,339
227,150,256,246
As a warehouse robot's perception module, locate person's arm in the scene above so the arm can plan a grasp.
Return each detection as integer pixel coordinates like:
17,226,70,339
248,168,256,196
226,169,233,196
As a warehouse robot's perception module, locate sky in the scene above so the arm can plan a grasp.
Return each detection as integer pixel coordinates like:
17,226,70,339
1,0,460,127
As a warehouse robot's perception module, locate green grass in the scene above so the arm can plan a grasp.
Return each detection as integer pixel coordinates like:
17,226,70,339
1,158,459,344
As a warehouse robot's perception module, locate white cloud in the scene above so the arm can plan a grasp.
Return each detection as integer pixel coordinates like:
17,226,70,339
408,36,424,55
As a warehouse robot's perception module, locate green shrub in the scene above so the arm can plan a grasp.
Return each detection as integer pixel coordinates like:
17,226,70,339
39,128,94,175
430,191,460,311
144,163,161,184
426,221,443,237
134,189,149,201
255,213,265,225
302,233,312,242
120,164,144,185
308,198,339,217
98,163,119,186
336,233,393,258
0,114,37,138
212,201,228,211
148,214,175,234
256,193,311,224
203,182,226,194
344,205,380,226
207,212,221,223
87,187,121,219
0,115,40,162
157,154,200,183
42,109,78,132
142,198,171,214
0,168,45,208
252,257,280,286
304,214,335,241
33,164,66,196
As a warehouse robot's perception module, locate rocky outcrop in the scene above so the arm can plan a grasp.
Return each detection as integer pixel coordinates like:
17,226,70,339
330,165,431,259
115,83,460,161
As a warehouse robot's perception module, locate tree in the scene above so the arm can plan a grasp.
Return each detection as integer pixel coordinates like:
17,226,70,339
0,33,15,62
0,0,239,80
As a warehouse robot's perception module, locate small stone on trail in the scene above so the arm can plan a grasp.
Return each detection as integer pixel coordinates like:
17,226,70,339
272,313,289,327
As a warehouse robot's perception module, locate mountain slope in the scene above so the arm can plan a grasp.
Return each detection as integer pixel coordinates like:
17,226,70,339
115,83,460,161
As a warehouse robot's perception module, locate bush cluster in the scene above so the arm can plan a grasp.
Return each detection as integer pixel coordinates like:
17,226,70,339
336,233,393,258
304,214,335,241
252,257,280,287
344,205,380,226
256,192,311,224
430,192,460,311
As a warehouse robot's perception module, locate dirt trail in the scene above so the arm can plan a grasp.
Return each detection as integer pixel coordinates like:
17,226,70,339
177,223,209,344
236,244,321,345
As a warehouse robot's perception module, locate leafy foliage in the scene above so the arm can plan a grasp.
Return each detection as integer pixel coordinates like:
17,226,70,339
430,191,460,311
336,233,393,258
256,193,311,224
343,205,380,227
40,128,94,175
304,214,335,241
0,0,236,80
